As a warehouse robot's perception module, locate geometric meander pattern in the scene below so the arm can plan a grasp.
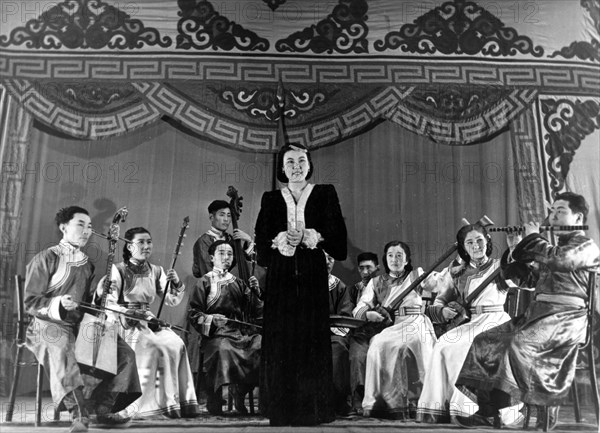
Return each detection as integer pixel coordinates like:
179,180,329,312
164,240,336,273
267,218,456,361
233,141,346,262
3,77,540,149
1,57,599,94
3,79,161,140
388,88,538,145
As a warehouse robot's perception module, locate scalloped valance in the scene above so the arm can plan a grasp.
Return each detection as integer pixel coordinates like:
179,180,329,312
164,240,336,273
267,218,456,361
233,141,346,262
0,0,598,148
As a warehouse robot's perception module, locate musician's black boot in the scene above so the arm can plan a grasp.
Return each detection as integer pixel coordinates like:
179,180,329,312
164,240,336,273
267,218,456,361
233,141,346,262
206,387,225,415
535,405,559,431
232,384,249,415
454,411,495,428
95,404,132,427
68,388,90,433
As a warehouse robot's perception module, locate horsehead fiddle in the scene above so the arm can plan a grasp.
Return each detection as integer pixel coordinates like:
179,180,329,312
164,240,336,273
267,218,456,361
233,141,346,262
74,207,128,377
156,216,190,319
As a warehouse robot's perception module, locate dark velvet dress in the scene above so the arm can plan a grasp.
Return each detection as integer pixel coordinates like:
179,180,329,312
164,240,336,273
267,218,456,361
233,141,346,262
255,184,347,426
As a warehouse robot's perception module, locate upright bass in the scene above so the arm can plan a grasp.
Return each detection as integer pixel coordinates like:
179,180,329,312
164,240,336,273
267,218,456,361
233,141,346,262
75,207,128,377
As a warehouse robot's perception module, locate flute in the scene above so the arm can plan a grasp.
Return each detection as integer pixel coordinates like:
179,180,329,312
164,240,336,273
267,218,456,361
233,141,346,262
488,225,588,232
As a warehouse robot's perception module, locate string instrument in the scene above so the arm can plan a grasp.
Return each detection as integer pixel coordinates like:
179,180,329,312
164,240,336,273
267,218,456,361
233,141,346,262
445,266,502,331
226,186,251,282
489,225,588,232
75,207,128,377
79,301,189,334
156,216,190,319
384,215,494,315
329,315,366,329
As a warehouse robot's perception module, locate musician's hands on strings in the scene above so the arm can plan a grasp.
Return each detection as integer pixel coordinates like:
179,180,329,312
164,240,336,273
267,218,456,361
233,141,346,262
60,295,79,311
212,313,228,327
442,306,458,321
366,311,385,322
232,229,252,243
125,309,150,320
286,228,304,247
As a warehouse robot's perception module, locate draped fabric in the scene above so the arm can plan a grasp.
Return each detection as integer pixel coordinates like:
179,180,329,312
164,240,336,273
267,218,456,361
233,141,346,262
0,1,598,146
0,90,32,396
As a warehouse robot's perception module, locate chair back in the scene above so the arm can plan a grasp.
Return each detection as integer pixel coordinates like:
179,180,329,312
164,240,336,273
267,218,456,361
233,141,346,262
14,275,27,346
580,271,598,350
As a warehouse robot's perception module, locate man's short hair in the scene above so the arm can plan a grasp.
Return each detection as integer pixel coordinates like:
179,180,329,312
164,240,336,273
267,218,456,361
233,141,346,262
55,206,89,226
208,200,230,215
555,192,589,223
357,252,378,266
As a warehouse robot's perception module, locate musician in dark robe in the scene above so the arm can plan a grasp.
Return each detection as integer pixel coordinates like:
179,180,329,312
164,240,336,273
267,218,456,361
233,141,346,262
188,240,262,415
192,200,254,278
455,192,600,429
326,252,354,416
24,206,141,432
349,252,379,306
255,142,347,426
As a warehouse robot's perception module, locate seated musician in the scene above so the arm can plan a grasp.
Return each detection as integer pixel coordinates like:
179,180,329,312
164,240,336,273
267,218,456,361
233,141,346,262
349,252,380,306
326,251,354,416
188,240,263,415
24,206,140,432
192,200,254,278
454,192,600,429
417,223,518,425
361,241,436,419
98,227,200,419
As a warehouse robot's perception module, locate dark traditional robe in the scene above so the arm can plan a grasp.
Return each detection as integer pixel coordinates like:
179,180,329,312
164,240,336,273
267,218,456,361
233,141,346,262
329,275,354,412
456,231,600,407
24,241,141,413
188,270,262,394
255,183,347,426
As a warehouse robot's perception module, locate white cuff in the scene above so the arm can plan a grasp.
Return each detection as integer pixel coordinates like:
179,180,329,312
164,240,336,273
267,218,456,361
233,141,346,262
197,313,214,336
272,231,296,257
47,296,64,321
301,229,323,249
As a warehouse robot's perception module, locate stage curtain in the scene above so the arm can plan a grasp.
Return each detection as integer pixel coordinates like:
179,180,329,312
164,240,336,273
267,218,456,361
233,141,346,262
0,88,32,396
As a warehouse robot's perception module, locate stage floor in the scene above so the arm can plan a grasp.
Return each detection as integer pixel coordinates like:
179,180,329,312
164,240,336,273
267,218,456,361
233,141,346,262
0,395,597,432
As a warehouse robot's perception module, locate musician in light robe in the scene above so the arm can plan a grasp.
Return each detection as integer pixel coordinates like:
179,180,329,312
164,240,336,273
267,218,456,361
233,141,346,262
188,240,263,415
24,206,141,432
349,252,379,306
454,192,600,429
361,241,436,419
416,223,517,425
326,252,354,416
97,227,200,419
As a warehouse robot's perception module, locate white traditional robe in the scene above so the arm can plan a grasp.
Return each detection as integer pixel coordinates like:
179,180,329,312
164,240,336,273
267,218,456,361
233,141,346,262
362,268,437,418
416,258,519,424
100,260,200,419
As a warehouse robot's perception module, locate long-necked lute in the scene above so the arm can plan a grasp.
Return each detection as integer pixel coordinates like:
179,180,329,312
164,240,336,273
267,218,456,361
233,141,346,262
75,207,128,377
156,216,190,319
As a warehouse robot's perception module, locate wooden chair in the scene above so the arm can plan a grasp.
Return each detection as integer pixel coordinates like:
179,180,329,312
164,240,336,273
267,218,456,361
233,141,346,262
4,275,60,426
196,346,257,415
523,271,599,431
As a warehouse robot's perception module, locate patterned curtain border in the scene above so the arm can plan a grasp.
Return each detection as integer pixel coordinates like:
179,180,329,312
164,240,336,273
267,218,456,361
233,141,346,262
509,104,548,224
2,79,162,140
389,88,538,145
538,96,600,199
0,88,32,396
2,78,543,149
